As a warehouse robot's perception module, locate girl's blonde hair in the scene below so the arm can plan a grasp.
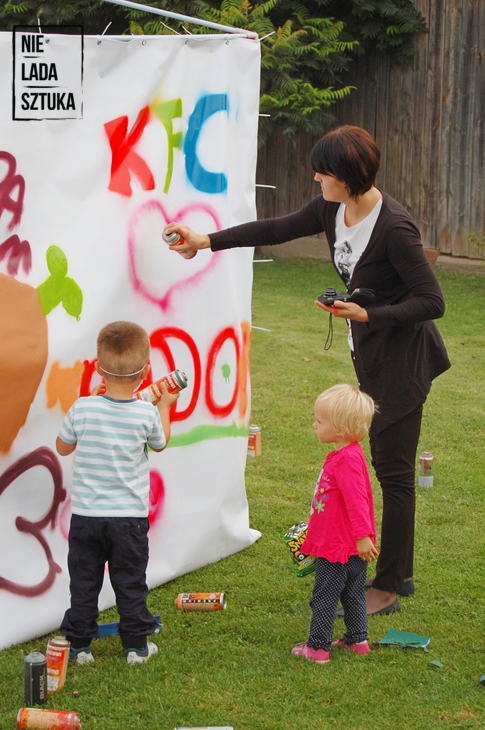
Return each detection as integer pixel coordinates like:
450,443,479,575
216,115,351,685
315,384,376,442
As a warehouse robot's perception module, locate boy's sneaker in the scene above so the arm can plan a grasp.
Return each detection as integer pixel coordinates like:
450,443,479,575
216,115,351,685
126,641,158,665
69,646,94,665
332,638,370,655
291,642,330,664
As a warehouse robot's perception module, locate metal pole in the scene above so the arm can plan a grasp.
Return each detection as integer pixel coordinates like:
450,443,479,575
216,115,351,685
102,0,259,40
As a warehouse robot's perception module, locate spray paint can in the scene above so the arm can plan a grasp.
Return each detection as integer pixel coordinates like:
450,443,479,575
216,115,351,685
163,229,197,260
136,370,188,405
174,592,227,611
247,424,262,457
24,653,47,706
46,637,70,693
17,708,81,729
418,451,434,487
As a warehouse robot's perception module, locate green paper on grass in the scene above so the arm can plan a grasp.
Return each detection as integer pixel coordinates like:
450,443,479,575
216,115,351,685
377,629,430,650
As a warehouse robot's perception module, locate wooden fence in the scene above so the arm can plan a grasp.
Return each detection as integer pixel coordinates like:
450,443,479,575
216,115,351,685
255,0,485,259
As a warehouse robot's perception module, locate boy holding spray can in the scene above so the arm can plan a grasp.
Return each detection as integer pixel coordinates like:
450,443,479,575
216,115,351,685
56,321,179,664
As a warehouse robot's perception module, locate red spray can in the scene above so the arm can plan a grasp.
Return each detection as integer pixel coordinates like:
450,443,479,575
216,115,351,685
136,369,188,405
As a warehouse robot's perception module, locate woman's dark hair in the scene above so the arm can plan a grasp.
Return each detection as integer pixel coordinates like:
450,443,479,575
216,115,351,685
310,125,380,199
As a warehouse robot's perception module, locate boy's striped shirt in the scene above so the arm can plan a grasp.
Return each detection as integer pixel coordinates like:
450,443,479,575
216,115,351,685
58,395,166,517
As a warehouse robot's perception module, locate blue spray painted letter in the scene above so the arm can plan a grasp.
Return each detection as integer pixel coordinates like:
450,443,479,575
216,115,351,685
184,94,228,194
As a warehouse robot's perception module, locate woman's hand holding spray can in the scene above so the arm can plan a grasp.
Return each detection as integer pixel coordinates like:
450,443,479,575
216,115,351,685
162,228,197,260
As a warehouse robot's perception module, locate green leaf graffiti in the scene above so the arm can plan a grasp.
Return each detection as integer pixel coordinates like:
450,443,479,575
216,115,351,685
37,245,83,320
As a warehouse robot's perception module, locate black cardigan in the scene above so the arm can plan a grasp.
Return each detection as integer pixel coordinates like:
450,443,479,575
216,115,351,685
209,193,451,433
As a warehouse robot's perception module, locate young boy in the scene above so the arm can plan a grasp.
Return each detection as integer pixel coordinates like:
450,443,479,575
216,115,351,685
57,321,179,664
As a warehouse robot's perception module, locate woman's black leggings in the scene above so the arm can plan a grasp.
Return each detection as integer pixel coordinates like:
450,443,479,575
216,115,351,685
370,403,423,593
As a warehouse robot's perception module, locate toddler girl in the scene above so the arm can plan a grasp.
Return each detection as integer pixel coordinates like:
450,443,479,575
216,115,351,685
292,384,378,664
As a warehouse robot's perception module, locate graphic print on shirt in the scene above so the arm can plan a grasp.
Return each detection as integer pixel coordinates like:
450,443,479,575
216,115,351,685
310,469,329,516
335,240,352,288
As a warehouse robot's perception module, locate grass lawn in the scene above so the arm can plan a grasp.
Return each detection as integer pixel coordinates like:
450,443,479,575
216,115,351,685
1,258,484,729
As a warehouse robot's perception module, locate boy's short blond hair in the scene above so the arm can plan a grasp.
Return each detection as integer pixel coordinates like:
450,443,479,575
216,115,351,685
97,321,149,383
315,384,376,442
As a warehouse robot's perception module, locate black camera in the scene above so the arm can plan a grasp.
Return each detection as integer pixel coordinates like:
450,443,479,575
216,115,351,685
318,287,375,307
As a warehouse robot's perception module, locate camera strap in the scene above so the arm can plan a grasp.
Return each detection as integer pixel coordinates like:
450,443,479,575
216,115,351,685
324,314,333,351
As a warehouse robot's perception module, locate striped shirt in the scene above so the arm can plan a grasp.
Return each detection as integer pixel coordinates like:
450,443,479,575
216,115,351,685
58,395,166,517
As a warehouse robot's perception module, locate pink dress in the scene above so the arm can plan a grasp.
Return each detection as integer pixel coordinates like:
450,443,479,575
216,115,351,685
301,441,376,563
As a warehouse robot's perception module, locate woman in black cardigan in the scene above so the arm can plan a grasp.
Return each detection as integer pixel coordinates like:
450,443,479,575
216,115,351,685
166,125,451,615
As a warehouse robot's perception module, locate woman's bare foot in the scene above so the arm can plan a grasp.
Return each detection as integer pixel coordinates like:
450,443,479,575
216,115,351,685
365,587,399,615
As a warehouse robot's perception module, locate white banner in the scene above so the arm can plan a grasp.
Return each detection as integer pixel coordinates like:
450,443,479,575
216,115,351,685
0,30,261,649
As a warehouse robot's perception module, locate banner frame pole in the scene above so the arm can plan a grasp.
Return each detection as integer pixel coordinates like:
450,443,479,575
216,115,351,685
102,0,260,40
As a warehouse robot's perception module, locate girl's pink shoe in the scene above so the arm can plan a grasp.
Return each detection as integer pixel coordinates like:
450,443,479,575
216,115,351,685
331,639,370,655
291,642,330,664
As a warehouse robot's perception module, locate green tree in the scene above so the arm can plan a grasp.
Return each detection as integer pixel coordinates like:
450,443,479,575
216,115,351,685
300,0,427,63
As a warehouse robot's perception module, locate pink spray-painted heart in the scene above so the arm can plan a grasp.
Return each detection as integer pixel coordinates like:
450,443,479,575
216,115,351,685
128,200,222,312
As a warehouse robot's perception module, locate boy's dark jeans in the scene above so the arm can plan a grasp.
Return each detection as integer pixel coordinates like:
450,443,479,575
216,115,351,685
60,515,158,650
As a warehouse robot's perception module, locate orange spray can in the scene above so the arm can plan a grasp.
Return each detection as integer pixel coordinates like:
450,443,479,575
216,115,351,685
46,637,70,693
17,708,81,729
174,592,227,611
